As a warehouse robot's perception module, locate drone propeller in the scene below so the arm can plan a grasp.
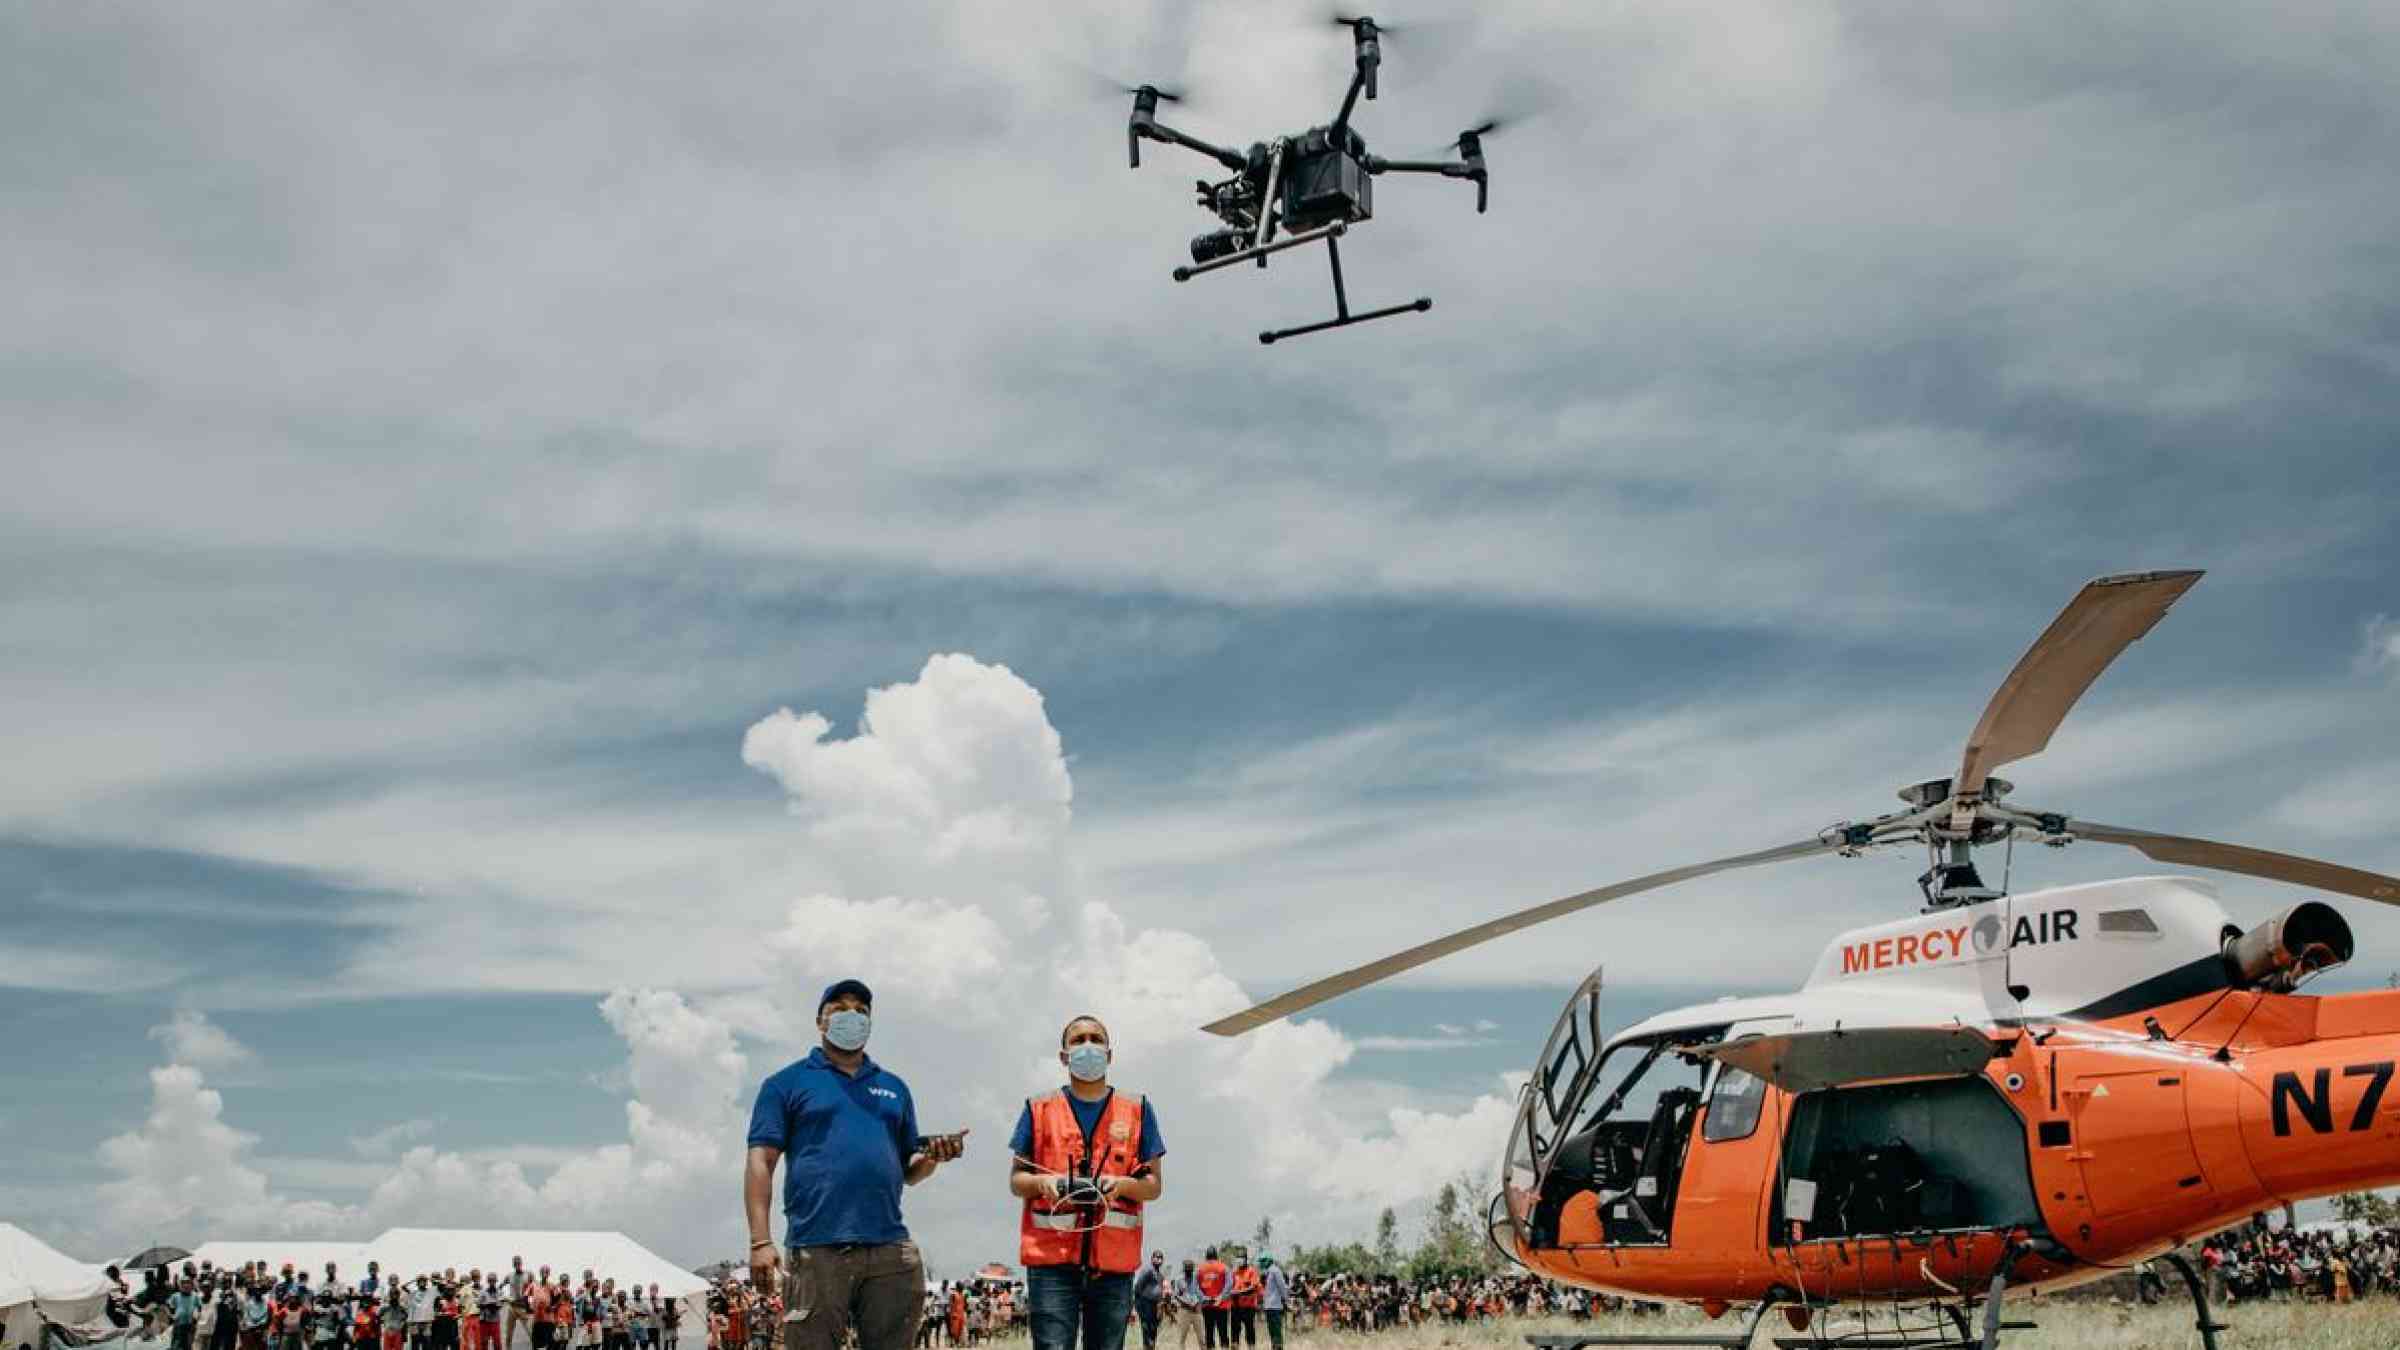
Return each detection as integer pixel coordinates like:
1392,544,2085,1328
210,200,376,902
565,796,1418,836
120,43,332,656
1059,58,1192,106
1447,115,1532,151
1445,84,1556,148
1326,11,1388,31
1200,568,2400,1036
1325,9,1463,37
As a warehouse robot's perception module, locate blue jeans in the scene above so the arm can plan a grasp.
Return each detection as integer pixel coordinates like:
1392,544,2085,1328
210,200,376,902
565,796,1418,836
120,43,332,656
1026,1268,1133,1350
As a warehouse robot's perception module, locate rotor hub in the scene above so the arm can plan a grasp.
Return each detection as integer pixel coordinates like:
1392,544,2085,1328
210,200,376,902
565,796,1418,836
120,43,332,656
1898,775,2010,808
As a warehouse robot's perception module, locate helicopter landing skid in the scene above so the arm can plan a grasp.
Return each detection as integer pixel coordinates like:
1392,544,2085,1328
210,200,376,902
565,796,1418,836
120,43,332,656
1524,1299,1779,1349
1169,221,1431,344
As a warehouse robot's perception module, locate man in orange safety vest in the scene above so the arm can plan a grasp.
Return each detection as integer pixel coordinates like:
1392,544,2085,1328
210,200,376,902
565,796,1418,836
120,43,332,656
1008,1015,1167,1350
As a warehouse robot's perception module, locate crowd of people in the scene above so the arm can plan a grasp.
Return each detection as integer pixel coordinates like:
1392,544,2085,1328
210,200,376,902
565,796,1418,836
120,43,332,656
1274,1272,1646,1333
2197,1224,2400,1304
86,1256,1644,1350
913,1283,1016,1347
107,1258,682,1350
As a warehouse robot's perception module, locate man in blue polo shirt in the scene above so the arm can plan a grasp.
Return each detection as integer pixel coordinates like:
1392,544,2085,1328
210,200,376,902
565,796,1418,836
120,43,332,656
745,978,967,1350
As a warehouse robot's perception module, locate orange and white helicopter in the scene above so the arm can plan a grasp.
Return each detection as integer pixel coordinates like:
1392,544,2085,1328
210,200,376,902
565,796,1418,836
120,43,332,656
1205,570,2400,1349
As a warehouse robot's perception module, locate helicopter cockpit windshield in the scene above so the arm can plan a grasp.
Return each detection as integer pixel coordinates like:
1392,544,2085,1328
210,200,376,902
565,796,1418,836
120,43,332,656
1499,970,1724,1252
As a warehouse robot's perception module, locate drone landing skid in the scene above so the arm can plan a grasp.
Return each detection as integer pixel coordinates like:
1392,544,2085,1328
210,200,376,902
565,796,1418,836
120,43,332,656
1171,221,1430,345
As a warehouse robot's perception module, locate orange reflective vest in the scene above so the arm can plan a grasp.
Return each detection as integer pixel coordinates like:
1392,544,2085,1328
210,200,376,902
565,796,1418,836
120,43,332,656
1019,1089,1147,1273
1229,1267,1260,1309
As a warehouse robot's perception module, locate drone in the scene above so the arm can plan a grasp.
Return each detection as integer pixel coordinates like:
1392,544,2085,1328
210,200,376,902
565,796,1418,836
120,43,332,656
1116,15,1511,344
1207,570,2400,1349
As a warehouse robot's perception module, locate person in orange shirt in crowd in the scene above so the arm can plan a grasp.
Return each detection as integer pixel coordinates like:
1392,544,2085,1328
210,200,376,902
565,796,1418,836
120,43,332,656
1192,1253,1227,1350
526,1279,554,1350
544,1284,572,1350
1225,1260,1258,1349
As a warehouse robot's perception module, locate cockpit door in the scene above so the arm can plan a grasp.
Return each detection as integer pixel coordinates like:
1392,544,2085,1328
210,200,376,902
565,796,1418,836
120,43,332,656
1498,967,1604,1252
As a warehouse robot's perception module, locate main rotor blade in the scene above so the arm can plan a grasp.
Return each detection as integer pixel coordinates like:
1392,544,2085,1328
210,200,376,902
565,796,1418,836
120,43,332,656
1200,835,1836,1036
2066,820,2400,904
1956,569,2204,797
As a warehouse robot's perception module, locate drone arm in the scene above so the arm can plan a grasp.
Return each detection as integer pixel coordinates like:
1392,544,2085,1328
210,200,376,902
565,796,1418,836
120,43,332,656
1136,119,1249,173
1330,18,1381,137
1363,155,1490,212
1363,157,1465,175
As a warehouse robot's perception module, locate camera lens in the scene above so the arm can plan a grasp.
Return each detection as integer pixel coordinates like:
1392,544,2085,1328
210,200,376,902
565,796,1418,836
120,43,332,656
1189,230,1245,265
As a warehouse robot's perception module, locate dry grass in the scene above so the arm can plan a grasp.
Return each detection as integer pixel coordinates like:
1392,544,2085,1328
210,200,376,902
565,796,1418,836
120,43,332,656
1263,1301,2400,1348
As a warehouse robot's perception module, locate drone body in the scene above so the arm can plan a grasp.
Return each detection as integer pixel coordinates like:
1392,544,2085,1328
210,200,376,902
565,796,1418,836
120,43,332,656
1121,17,1495,344
1206,570,2400,1348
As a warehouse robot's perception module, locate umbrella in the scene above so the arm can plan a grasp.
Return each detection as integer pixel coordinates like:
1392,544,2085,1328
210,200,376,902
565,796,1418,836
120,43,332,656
123,1246,191,1270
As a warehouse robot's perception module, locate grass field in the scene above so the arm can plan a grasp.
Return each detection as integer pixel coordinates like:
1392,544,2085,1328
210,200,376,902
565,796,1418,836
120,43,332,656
1256,1302,2400,1348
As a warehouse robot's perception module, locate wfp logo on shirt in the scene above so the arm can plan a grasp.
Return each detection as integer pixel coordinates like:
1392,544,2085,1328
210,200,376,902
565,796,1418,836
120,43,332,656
868,1087,900,1100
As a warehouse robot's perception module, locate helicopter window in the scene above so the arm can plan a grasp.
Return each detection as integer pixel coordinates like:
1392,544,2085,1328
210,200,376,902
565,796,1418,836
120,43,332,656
1524,1030,1725,1249
1702,1064,1767,1143
2097,908,2161,937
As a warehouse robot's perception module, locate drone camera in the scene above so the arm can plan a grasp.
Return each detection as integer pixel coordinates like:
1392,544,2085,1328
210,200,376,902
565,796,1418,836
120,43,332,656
1189,229,1248,266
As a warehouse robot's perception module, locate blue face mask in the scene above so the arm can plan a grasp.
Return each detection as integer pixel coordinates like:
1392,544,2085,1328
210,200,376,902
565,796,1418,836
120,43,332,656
824,1009,871,1052
1066,1042,1110,1082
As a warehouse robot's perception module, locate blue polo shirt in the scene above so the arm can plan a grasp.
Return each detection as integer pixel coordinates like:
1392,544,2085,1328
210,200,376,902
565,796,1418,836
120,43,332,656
747,1048,921,1247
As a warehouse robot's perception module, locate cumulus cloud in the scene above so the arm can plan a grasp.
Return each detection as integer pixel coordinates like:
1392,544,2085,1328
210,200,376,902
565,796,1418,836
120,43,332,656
94,988,748,1254
148,1009,257,1071
744,654,1071,912
97,1064,349,1241
355,989,747,1243
768,895,1011,1006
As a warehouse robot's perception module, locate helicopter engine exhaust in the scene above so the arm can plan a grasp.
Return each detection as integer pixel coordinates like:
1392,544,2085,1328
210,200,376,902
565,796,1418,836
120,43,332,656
2224,901,2355,991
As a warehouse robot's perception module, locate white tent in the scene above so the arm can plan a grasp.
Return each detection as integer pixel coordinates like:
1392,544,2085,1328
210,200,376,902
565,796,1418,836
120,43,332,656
1,1222,109,1350
359,1231,709,1350
179,1244,370,1284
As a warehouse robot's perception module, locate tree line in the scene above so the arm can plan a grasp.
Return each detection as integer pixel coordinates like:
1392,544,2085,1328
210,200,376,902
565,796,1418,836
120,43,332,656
1235,1176,1500,1283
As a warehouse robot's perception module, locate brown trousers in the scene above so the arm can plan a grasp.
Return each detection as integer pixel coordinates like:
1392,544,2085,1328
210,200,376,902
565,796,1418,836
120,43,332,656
781,1243,924,1350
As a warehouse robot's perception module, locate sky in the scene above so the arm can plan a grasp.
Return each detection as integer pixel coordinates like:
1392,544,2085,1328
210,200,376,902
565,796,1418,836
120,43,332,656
4,0,2399,1276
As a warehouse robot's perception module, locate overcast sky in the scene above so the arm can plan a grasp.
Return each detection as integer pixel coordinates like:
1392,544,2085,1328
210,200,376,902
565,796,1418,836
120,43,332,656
5,0,2398,1272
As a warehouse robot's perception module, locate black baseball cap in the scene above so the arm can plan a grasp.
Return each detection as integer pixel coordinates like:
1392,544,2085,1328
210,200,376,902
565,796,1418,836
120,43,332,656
818,978,873,1014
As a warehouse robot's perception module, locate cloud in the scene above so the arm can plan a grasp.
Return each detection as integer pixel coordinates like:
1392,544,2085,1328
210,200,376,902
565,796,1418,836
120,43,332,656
2364,616,2400,678
768,895,1011,1005
0,942,183,992
349,1119,439,1160
1360,1023,1502,1051
743,654,1071,908
94,988,750,1256
96,1063,350,1241
149,1009,258,1071
1354,1036,1497,1053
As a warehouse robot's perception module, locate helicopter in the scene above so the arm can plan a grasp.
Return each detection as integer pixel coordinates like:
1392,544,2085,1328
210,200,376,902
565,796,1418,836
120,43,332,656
1112,14,1512,345
1203,569,2400,1349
